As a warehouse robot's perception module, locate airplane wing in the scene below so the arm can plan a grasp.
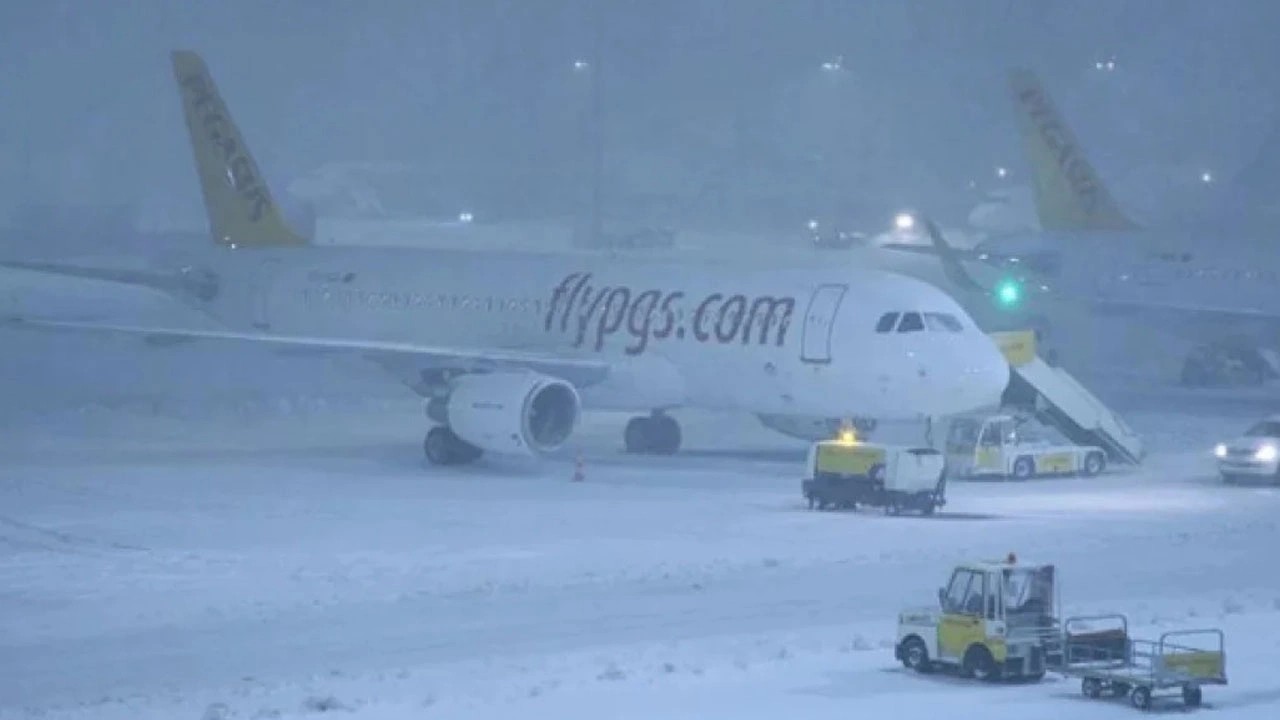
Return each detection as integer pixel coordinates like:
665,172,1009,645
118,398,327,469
3,315,613,389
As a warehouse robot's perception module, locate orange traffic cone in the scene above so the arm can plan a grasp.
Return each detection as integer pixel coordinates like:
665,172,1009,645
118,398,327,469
571,453,586,482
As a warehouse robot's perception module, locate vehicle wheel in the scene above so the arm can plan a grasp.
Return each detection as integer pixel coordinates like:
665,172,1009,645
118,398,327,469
424,426,455,465
1082,452,1105,477
900,637,933,673
805,494,815,510
963,646,1000,682
1011,456,1035,481
1082,678,1102,698
1183,684,1202,708
1130,685,1152,710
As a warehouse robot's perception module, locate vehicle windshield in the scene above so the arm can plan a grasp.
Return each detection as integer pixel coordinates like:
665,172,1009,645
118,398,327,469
1244,421,1280,438
1003,566,1054,626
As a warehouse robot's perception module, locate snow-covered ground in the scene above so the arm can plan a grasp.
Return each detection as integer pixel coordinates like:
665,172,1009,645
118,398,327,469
3,331,1280,718
3,262,1280,718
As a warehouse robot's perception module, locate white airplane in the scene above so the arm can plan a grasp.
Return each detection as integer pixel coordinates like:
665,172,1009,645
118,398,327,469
2,51,1010,466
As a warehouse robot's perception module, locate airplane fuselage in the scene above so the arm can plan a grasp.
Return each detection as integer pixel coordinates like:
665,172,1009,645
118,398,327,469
188,245,1009,421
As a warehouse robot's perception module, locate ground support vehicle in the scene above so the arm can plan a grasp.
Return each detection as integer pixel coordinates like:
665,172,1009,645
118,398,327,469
801,436,946,515
1058,614,1226,710
944,413,1107,481
895,556,1062,681
895,558,1228,710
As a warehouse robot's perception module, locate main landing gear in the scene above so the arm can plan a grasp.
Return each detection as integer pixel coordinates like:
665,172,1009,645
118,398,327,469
423,426,483,466
624,412,682,455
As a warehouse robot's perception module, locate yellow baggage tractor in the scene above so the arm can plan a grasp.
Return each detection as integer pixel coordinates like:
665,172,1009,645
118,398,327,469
895,555,1227,711
801,427,946,515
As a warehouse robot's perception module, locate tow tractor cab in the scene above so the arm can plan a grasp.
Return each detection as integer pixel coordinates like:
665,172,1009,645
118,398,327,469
896,554,1060,681
945,413,1107,480
1214,415,1280,483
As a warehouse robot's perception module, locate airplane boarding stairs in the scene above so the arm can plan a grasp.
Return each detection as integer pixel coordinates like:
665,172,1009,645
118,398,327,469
989,331,1145,466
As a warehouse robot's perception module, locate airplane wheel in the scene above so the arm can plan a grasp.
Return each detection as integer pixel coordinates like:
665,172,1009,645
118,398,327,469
424,426,481,466
425,426,456,465
623,414,682,455
624,417,653,453
652,414,682,455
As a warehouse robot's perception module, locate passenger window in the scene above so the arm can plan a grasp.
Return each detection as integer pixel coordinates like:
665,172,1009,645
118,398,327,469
897,312,924,332
924,312,963,333
875,312,899,333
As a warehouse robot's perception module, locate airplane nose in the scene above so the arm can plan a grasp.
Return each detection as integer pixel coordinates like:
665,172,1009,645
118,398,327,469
969,340,1011,410
941,338,1009,415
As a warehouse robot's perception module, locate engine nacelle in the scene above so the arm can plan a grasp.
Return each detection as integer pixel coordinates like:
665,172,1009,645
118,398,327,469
439,372,580,456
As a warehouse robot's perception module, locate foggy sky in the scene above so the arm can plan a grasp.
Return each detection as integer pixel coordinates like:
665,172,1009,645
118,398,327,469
1,0,1277,231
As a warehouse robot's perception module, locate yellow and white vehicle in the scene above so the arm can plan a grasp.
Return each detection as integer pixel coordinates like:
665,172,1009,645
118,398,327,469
896,557,1229,708
895,555,1061,681
944,413,1107,480
801,428,946,515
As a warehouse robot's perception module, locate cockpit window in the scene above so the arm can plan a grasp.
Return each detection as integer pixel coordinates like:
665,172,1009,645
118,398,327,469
875,312,899,333
897,312,924,332
924,312,964,333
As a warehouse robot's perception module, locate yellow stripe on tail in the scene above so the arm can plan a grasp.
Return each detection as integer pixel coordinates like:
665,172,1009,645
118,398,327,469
171,50,308,248
1008,68,1139,233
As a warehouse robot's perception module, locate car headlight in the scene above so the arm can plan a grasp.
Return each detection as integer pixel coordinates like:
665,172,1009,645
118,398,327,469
1214,443,1227,458
1255,445,1277,461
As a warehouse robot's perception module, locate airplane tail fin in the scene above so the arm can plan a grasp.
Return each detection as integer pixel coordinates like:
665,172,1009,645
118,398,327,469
1007,68,1139,233
171,50,308,248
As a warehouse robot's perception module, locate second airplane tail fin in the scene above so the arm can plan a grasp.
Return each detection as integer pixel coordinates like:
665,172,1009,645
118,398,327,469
171,50,308,249
1008,68,1139,233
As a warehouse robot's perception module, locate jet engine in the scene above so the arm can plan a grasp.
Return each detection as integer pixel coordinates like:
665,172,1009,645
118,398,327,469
431,372,580,456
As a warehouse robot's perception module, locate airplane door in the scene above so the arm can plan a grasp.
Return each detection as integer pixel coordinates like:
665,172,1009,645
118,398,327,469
800,284,848,364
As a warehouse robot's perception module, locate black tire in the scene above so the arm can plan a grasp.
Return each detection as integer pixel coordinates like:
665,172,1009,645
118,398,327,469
424,426,455,465
1130,685,1152,710
963,646,1000,682
1012,456,1035,481
1082,678,1102,698
920,496,937,516
652,414,682,455
1082,452,1105,477
624,417,652,454
900,637,932,673
1183,684,1202,708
